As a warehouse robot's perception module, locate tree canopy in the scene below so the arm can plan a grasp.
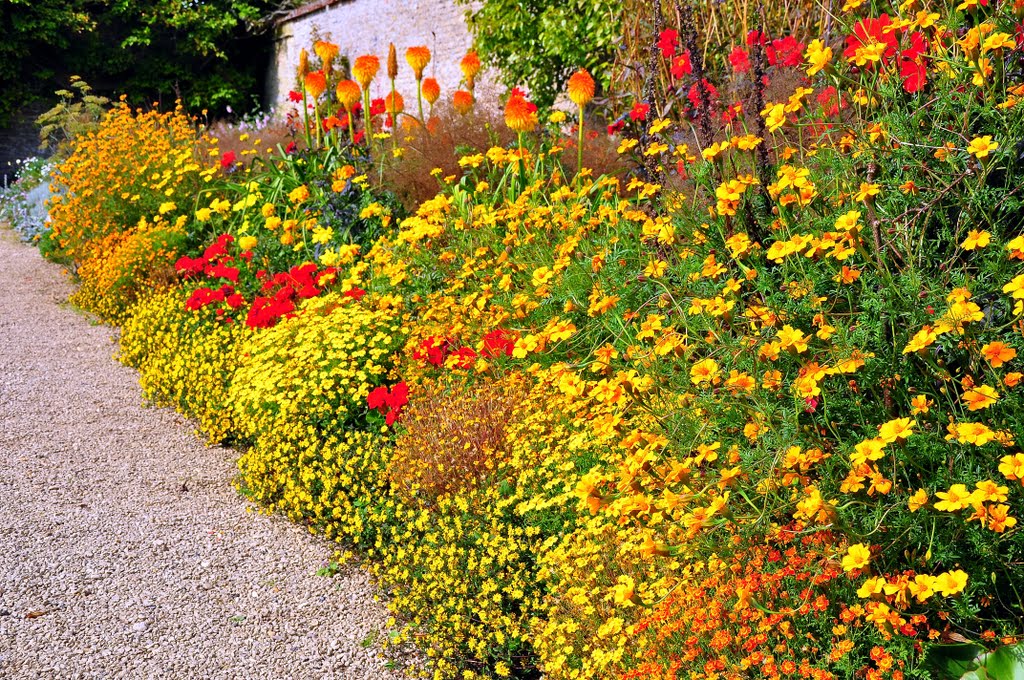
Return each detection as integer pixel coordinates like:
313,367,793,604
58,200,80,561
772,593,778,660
0,0,284,127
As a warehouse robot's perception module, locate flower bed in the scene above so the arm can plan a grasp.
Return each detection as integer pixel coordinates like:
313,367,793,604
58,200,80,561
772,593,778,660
33,1,1024,677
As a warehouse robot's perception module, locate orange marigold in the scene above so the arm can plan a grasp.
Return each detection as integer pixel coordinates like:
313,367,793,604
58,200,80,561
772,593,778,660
304,70,327,99
421,77,441,104
406,46,431,79
352,55,380,89
385,91,405,116
504,92,537,133
453,90,473,115
336,80,361,110
568,68,596,107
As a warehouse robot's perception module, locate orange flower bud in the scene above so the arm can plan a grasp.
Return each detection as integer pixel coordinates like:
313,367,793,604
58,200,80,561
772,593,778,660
568,68,596,107
460,51,481,89
297,48,310,80
405,46,431,80
387,42,398,80
336,80,361,110
352,55,380,90
453,90,473,115
421,77,441,105
304,70,327,99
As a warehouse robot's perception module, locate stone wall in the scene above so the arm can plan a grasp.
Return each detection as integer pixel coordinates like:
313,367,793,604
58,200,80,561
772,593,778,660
266,0,495,115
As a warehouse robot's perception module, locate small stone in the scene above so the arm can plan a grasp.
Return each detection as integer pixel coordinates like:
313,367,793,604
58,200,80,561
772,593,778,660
131,622,149,633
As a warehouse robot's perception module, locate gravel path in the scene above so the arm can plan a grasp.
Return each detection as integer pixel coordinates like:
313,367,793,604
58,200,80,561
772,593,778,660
0,225,405,679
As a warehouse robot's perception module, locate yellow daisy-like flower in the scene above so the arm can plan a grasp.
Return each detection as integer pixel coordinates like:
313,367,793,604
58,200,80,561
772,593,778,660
932,570,968,597
842,543,872,572
966,135,998,159
961,229,991,250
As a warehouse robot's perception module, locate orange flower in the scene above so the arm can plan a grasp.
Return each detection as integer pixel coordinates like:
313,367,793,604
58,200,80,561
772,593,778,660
405,46,431,79
982,341,1017,368
461,51,481,87
303,70,327,99
421,77,441,105
314,40,339,70
352,55,380,89
568,68,596,107
335,80,361,110
453,90,474,115
504,92,537,133
385,91,405,116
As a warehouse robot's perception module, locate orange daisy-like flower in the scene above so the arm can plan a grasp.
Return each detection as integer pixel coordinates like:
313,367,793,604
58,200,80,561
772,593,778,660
568,68,596,107
453,90,474,115
405,46,431,80
352,55,380,89
335,80,361,110
504,92,537,133
421,77,441,105
982,341,1017,368
304,70,327,99
314,41,339,69
385,91,405,116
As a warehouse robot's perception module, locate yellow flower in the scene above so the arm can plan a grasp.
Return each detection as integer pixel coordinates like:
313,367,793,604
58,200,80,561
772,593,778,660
288,184,310,204
878,417,914,443
158,201,177,214
238,235,258,251
842,543,872,572
934,484,973,511
962,384,999,411
857,576,886,598
910,394,931,414
908,489,929,512
690,358,720,386
777,324,809,353
998,452,1024,480
961,229,991,250
966,136,998,159
982,341,1018,368
195,207,213,222
854,182,881,203
761,102,787,132
932,570,968,597
805,39,833,76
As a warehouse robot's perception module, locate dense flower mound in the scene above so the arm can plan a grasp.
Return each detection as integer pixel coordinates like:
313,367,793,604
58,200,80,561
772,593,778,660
38,0,1024,677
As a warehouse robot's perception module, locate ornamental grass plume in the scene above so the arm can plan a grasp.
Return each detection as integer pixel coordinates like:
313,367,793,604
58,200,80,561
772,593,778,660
453,89,473,115
314,40,339,74
460,50,481,91
567,68,595,176
336,80,362,143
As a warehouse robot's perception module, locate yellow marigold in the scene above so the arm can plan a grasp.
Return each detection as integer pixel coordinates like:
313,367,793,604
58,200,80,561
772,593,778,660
405,45,431,79
961,229,991,250
420,77,440,105
963,384,999,411
504,93,537,133
352,55,380,89
690,357,720,386
304,70,327,99
452,90,473,115
567,68,596,107
238,235,258,251
934,484,972,511
842,543,871,572
966,135,998,159
335,80,361,110
932,570,968,597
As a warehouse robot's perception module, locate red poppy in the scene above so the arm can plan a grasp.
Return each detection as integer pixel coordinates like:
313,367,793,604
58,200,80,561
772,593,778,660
657,29,679,58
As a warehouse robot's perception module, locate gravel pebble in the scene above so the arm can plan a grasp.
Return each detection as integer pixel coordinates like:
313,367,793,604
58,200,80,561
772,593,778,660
0,226,407,679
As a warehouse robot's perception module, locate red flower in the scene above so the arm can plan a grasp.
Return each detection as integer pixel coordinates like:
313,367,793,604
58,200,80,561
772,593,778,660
843,15,898,65
482,329,517,357
729,47,751,73
343,287,366,300
746,30,768,47
629,102,650,122
899,32,928,93
220,151,237,169
385,382,409,410
367,386,389,411
607,119,625,135
657,29,679,58
370,98,386,116
288,90,302,103
670,51,692,79
284,141,297,154
767,36,805,68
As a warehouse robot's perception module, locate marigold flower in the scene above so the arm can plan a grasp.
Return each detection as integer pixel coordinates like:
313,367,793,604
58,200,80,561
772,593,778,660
238,235,258,251
842,543,872,571
452,90,473,115
908,488,929,512
335,80,361,110
967,135,998,158
932,570,968,597
961,229,992,250
404,46,432,82
504,92,538,133
352,55,380,89
567,68,596,107
304,70,327,99
935,484,972,511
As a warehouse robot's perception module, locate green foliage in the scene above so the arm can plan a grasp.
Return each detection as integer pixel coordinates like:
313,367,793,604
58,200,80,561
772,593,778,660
36,76,110,155
456,0,621,107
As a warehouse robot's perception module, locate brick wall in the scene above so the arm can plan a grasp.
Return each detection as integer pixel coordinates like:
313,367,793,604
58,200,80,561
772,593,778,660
266,0,496,115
